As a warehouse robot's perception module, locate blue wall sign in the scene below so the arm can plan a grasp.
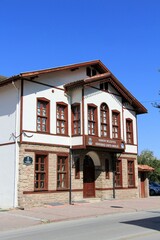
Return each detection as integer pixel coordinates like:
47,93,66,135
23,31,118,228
23,156,33,165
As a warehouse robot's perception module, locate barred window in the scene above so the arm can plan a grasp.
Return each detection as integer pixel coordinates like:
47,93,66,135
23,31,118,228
72,104,81,135
35,155,48,191
57,156,68,189
88,105,97,135
37,99,49,132
128,160,135,187
112,111,120,139
57,103,68,135
100,103,109,137
126,119,133,144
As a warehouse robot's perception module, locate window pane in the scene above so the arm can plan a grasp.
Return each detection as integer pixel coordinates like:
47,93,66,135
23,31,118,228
35,182,38,189
37,108,41,115
40,181,44,188
37,117,41,123
35,164,39,171
35,173,39,180
41,164,44,171
42,125,46,132
40,173,45,180
42,109,46,116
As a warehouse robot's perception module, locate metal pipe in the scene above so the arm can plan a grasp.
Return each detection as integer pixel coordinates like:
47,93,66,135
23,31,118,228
69,149,72,205
113,154,116,199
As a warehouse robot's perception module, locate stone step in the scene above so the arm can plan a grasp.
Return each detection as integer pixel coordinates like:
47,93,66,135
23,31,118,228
73,198,102,204
84,198,102,203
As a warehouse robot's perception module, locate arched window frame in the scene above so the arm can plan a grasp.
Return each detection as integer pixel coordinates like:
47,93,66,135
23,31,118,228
100,103,110,138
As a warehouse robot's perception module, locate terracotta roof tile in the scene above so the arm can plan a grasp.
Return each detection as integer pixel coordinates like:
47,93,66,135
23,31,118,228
138,164,154,172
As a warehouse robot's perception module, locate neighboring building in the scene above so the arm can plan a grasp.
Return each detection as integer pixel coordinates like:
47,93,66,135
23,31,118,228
138,164,154,198
0,75,7,81
0,60,147,209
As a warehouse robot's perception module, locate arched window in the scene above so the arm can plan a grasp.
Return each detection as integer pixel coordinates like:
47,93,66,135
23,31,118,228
100,103,110,137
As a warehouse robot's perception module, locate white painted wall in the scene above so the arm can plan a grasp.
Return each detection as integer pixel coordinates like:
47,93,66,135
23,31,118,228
23,80,68,134
70,136,83,146
22,69,86,146
0,82,21,208
22,68,138,152
0,83,20,144
0,144,17,208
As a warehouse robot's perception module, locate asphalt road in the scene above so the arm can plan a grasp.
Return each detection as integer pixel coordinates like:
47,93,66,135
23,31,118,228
0,210,160,240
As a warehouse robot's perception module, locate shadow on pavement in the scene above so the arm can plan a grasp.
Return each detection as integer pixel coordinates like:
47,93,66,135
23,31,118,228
121,215,160,231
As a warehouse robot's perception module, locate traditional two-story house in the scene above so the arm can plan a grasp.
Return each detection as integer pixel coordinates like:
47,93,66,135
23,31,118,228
0,60,147,209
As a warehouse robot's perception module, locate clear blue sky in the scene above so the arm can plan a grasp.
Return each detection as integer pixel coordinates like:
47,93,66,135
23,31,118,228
1,0,160,158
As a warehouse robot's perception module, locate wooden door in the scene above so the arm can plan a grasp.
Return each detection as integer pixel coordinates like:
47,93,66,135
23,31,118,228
83,156,95,198
140,172,146,198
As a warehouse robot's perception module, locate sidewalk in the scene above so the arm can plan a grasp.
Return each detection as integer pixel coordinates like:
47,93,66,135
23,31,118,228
0,197,160,232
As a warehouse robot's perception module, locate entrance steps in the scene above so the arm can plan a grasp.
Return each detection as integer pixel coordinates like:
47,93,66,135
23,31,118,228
85,198,102,203
73,198,102,204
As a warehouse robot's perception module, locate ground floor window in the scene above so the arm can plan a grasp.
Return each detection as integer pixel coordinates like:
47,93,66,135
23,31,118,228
115,159,122,187
57,155,68,189
35,154,48,191
128,160,135,187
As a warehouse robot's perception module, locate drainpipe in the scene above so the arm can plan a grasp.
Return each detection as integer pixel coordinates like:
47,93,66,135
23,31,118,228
64,92,73,205
69,149,73,205
112,153,116,199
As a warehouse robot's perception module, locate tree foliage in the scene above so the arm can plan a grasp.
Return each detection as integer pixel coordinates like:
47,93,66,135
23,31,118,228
138,150,160,183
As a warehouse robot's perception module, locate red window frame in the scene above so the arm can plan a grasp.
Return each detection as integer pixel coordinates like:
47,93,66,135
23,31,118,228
115,159,122,187
88,104,98,136
34,154,48,191
71,103,81,136
126,119,133,144
56,102,68,135
100,103,110,137
37,98,50,133
128,160,135,187
57,155,68,189
112,110,121,139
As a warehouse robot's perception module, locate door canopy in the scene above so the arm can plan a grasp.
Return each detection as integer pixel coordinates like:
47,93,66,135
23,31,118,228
86,151,101,166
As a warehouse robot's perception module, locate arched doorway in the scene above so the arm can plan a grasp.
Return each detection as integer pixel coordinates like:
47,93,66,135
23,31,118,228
83,155,95,198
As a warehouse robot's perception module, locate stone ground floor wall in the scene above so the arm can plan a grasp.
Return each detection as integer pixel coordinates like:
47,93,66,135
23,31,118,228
18,143,139,208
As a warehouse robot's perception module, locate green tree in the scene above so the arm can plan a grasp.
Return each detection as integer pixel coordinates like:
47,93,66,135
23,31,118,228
138,150,160,183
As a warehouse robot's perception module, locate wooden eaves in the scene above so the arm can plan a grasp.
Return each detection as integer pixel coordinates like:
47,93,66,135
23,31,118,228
64,73,147,115
0,60,147,115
